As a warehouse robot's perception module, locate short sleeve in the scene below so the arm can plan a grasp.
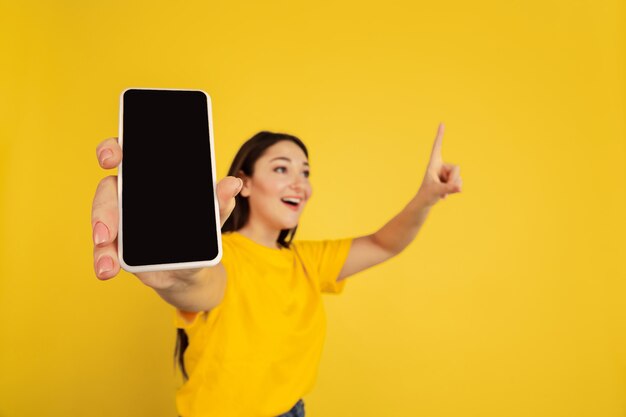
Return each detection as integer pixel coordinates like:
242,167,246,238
293,238,353,294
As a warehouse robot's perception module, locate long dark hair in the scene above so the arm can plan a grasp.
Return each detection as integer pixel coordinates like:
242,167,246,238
175,131,309,380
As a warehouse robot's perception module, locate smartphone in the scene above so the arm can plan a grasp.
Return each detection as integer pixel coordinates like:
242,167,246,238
117,88,222,273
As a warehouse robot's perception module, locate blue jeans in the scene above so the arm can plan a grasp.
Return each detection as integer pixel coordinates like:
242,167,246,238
276,399,305,417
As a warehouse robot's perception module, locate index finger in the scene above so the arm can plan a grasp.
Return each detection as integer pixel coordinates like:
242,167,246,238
96,137,122,169
429,122,445,165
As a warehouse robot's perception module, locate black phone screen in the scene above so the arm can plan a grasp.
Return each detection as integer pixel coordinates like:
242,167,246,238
120,89,219,268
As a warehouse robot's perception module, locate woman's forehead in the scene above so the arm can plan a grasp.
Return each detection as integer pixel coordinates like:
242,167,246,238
261,141,308,164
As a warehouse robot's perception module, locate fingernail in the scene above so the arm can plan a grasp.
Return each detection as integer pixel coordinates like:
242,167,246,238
97,256,113,275
99,149,113,164
94,222,110,246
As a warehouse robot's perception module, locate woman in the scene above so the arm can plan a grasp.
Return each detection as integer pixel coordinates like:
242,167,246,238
91,124,462,417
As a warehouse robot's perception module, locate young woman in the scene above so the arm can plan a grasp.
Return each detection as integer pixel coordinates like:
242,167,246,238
91,124,462,417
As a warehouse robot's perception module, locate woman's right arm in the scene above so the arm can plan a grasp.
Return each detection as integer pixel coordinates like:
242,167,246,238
91,137,242,312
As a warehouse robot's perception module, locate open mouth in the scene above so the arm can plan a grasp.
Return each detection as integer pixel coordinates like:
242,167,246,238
281,197,302,210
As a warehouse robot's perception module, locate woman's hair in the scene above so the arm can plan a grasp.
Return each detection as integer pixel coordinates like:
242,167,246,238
175,131,309,380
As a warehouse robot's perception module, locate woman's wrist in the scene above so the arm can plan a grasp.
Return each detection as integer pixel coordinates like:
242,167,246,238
411,189,435,213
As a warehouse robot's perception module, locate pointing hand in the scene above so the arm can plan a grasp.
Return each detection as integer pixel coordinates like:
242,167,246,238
416,123,463,207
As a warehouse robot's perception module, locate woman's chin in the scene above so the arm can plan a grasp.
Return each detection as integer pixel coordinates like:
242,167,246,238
278,215,302,230
281,223,298,231
278,219,300,231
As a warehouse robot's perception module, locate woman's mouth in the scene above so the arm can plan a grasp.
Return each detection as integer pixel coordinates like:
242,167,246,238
281,197,302,211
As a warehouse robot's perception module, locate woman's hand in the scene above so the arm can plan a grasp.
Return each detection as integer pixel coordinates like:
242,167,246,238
91,137,243,288
416,123,463,207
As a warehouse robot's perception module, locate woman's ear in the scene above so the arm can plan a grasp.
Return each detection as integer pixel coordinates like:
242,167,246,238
238,171,251,197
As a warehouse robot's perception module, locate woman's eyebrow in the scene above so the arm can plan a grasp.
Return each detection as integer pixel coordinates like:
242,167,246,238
269,156,309,166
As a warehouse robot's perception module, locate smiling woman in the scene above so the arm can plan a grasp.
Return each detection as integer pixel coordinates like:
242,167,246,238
221,131,311,248
92,125,462,417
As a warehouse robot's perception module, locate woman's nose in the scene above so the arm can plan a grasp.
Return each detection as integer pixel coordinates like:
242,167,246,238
289,174,305,189
288,173,311,199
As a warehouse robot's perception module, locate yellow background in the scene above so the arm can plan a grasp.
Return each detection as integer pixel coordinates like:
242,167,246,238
1,0,625,416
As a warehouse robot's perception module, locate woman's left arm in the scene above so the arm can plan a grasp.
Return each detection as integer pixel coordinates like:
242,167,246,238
337,123,463,281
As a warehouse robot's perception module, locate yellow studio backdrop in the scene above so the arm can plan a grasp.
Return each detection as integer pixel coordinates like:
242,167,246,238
1,0,625,416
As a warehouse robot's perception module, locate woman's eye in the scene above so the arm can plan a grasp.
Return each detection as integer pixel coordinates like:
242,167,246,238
303,171,310,178
274,167,287,173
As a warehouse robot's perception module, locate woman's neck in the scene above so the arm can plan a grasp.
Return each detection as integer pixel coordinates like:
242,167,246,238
237,223,282,250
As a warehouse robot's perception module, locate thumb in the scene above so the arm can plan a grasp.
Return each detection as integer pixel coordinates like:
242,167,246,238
216,176,243,227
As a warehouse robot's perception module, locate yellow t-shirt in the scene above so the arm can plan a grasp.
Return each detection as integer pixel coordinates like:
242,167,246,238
174,231,353,417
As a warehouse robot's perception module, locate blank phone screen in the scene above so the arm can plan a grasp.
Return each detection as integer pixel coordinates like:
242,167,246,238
120,89,219,267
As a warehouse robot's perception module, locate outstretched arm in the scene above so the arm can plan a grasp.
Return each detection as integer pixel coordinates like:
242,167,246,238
337,123,463,281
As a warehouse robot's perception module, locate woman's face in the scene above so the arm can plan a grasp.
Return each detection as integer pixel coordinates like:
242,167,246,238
240,140,312,231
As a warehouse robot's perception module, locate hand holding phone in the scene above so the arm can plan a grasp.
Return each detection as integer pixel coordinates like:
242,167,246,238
91,88,242,287
91,137,242,285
